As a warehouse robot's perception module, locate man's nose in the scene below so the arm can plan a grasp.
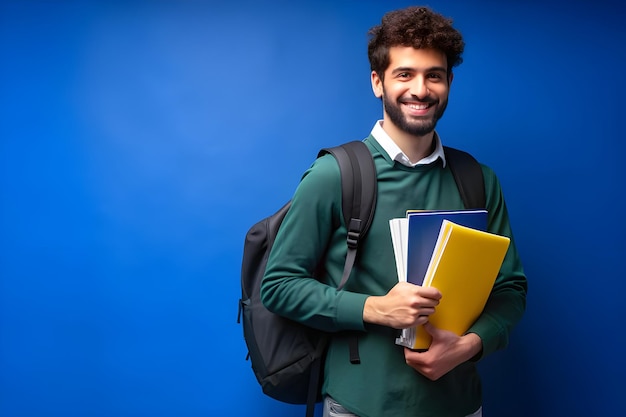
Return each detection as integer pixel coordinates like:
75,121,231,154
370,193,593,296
409,77,429,99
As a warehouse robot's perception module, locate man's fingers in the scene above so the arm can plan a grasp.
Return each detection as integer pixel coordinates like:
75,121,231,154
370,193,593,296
417,285,442,300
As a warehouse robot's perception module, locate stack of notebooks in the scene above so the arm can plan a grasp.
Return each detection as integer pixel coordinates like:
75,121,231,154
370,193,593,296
389,210,510,350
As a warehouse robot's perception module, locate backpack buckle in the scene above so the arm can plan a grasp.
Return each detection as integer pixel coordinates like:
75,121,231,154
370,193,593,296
346,218,362,248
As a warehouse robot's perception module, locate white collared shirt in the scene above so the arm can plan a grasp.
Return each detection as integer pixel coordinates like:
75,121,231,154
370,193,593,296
370,120,447,168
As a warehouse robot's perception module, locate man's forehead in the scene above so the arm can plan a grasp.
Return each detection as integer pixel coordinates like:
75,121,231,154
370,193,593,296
386,46,448,72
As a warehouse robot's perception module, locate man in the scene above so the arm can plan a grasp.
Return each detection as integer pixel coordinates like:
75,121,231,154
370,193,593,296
262,6,527,417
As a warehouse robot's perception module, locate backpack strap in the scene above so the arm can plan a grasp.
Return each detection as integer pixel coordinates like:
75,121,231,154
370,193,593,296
444,146,486,209
318,141,377,290
299,141,375,417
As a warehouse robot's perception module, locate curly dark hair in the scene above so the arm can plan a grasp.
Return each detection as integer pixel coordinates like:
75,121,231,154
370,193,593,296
367,6,465,79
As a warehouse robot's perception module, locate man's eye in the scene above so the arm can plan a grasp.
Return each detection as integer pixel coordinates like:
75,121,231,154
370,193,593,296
398,72,411,78
427,73,443,80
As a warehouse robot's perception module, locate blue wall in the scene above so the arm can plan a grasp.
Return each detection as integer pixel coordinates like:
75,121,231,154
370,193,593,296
1,1,624,416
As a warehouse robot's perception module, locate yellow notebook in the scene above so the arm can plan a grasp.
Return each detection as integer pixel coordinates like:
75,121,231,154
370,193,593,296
396,220,511,350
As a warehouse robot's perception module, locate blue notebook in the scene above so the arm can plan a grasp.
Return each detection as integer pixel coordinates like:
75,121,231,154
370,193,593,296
406,210,488,285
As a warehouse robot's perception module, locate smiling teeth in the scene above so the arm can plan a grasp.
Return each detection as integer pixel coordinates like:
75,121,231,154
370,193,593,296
408,104,429,110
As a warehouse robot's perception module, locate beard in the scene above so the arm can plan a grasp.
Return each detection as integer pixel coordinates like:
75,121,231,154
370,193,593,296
382,89,448,137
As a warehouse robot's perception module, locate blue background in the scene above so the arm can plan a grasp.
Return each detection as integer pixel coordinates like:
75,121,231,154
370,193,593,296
1,0,624,416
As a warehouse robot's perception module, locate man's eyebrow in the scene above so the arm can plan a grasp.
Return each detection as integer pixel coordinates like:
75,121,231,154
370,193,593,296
391,66,448,74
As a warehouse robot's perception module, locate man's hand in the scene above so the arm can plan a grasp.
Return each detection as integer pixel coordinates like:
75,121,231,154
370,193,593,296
404,322,483,381
363,282,441,329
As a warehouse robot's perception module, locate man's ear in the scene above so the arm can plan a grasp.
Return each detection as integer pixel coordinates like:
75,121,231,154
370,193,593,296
448,71,454,86
371,71,383,98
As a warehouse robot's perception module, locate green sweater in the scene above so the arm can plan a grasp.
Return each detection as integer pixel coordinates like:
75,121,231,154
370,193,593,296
262,136,527,417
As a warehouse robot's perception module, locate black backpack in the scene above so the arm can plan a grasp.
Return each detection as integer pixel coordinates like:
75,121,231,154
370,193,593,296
237,141,485,417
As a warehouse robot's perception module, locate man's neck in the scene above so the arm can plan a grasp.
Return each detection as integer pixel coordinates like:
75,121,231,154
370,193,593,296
380,120,435,164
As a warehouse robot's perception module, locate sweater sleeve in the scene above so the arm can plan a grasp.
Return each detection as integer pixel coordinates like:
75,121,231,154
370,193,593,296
260,154,369,333
467,165,528,358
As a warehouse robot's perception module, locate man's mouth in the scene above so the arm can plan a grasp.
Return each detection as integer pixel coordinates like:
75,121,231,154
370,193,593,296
406,103,431,110
402,100,435,115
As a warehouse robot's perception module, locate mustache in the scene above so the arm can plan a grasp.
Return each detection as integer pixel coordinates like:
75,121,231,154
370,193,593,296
399,96,437,104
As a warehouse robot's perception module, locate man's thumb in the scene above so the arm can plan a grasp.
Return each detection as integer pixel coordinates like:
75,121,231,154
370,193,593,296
423,321,437,335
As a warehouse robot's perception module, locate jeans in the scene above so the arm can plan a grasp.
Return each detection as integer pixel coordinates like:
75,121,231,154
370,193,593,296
322,396,483,417
322,396,358,417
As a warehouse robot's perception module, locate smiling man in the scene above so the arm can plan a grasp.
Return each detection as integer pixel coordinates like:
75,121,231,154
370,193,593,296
262,6,527,417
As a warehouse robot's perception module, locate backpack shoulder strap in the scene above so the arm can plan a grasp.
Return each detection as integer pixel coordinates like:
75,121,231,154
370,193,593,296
444,146,486,209
300,141,375,413
318,141,377,290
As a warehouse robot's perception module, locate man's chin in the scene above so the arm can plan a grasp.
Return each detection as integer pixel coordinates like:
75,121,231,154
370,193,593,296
402,120,437,137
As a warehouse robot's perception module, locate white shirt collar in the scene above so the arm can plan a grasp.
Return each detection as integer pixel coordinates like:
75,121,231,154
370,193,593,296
371,120,447,168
